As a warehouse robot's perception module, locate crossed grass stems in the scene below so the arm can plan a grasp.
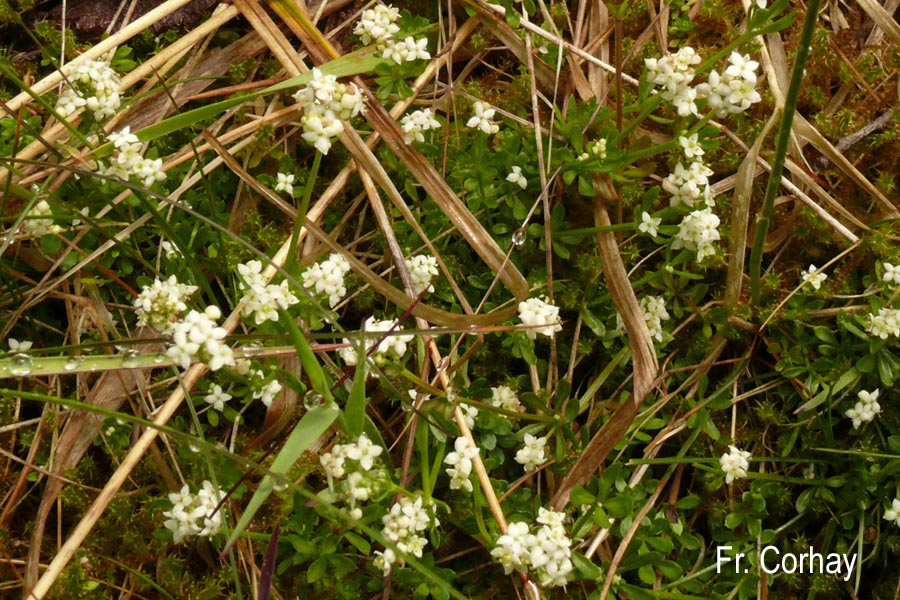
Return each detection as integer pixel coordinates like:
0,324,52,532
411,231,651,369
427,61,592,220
0,0,894,597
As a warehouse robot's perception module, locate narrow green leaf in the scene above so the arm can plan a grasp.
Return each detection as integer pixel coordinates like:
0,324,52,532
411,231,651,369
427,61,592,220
223,403,339,551
344,342,367,438
280,310,333,402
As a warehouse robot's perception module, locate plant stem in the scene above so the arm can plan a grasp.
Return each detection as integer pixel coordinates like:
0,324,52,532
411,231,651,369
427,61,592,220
749,0,822,305
287,150,321,271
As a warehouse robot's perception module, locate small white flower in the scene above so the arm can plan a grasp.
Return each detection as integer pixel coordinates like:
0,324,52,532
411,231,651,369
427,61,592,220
7,339,32,352
868,307,900,339
400,108,441,144
515,433,548,472
204,384,232,411
720,445,751,483
882,263,900,285
801,265,827,290
466,101,499,135
672,207,720,262
353,4,400,46
253,379,282,408
302,253,351,308
678,133,704,159
404,254,439,295
638,212,661,237
517,297,562,339
444,436,479,492
162,480,225,543
506,166,527,190
275,172,295,196
885,498,900,524
846,389,881,429
491,385,523,413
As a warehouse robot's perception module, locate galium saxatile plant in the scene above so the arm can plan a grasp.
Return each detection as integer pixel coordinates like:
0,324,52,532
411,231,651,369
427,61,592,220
845,389,881,429
338,316,413,373
236,260,299,325
491,507,574,588
404,253,439,294
162,480,226,543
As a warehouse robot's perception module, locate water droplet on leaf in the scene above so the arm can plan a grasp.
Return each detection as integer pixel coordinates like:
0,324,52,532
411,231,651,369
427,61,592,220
303,390,325,410
9,354,33,377
511,228,526,247
121,349,141,368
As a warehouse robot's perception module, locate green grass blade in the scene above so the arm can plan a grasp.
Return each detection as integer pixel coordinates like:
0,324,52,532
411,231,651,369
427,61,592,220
223,402,339,552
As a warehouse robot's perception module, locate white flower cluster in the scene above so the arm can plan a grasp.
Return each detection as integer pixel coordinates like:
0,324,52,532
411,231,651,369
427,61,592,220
382,36,431,64
339,316,413,373
883,263,900,285
845,389,881,429
867,307,900,339
518,297,562,339
236,260,299,325
320,433,384,518
293,68,365,155
506,166,527,189
663,161,714,208
301,253,351,308
165,306,235,371
696,52,762,117
353,3,400,45
405,254,439,294
374,496,439,576
801,264,827,290
466,101,500,135
884,498,900,526
646,48,761,118
491,385,523,413
578,139,608,161
641,295,670,342
515,433,548,472
56,58,122,121
672,207,720,262
644,46,702,117
162,481,225,543
490,508,573,588
443,436,479,492
353,3,430,65
134,275,198,334
720,445,751,484
20,200,62,238
400,108,441,144
99,127,166,186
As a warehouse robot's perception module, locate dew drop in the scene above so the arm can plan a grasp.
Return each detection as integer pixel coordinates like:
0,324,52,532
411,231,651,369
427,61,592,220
511,228,526,247
303,390,325,410
64,358,79,372
465,324,479,336
121,349,141,368
9,354,33,377
153,353,166,364
436,356,451,372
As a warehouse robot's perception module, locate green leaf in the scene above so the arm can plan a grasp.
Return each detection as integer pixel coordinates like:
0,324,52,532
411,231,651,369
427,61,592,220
345,344,368,438
307,556,328,583
724,512,743,529
343,532,371,555
571,552,603,579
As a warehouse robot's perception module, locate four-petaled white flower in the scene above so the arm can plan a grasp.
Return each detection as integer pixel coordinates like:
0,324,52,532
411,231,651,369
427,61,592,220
638,211,661,237
466,101,500,135
801,264,827,290
882,263,900,284
506,166,527,189
204,384,232,411
275,172,295,196
515,433,548,472
846,389,881,429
